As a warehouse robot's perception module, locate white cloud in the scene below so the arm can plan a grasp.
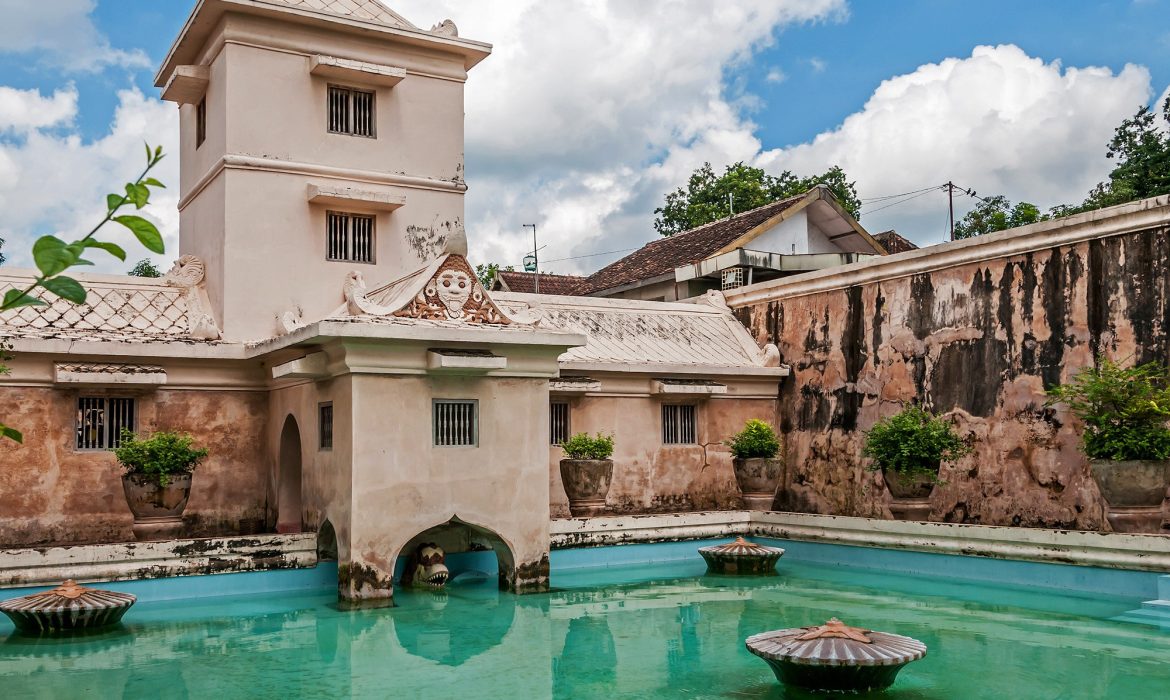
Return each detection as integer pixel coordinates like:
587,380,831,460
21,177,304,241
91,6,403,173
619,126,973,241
760,45,1152,244
0,88,178,273
766,67,787,84
390,0,847,273
807,57,827,73
0,86,77,134
0,0,149,72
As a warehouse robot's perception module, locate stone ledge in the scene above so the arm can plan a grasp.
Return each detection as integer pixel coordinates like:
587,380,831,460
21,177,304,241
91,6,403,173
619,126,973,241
0,534,318,587
551,511,1170,573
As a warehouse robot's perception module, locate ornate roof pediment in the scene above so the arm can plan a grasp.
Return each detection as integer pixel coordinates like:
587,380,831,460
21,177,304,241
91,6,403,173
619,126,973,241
341,254,536,326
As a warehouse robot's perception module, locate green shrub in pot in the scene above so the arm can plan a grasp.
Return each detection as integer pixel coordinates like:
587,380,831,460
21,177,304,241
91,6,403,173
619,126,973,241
114,429,209,486
725,419,780,460
862,405,970,482
560,432,615,461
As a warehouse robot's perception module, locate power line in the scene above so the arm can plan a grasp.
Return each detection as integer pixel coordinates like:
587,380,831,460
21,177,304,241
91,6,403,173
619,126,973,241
540,246,639,265
860,184,942,203
860,187,939,215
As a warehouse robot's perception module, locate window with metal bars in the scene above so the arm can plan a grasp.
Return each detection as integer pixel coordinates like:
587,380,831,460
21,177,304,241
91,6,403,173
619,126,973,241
661,404,697,444
76,397,136,450
327,85,375,137
319,402,333,451
550,401,570,445
326,211,375,263
195,97,206,148
433,399,478,447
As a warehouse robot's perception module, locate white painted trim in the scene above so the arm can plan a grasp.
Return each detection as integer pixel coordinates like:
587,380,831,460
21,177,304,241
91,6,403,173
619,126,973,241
551,510,1170,572
725,194,1170,306
0,534,317,587
309,55,406,87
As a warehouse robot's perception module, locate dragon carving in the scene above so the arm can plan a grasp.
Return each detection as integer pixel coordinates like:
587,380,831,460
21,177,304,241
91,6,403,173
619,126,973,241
161,255,221,340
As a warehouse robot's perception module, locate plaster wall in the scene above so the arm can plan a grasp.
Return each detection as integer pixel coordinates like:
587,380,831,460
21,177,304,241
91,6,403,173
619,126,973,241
177,18,471,341
730,220,1170,530
548,375,780,518
748,209,809,255
0,384,268,547
335,371,554,602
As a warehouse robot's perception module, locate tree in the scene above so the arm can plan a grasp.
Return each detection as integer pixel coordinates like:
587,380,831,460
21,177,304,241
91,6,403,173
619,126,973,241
128,259,162,277
0,236,6,266
475,262,513,287
653,161,861,237
952,195,1047,239
1051,96,1170,217
1,145,167,442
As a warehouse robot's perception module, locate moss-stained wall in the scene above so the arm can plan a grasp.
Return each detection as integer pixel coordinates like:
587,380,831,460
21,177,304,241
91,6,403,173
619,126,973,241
732,225,1170,530
0,387,268,546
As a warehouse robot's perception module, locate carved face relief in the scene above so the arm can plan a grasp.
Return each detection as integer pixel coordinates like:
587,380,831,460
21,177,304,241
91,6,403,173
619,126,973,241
408,543,449,588
437,270,471,317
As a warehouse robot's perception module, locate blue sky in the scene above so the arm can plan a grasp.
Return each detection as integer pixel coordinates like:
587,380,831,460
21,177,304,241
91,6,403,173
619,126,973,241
0,0,1167,273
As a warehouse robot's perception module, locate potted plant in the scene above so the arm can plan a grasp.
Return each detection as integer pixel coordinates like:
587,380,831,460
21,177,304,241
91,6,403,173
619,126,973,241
559,432,615,517
1047,357,1170,533
863,405,970,521
726,419,783,510
114,429,209,541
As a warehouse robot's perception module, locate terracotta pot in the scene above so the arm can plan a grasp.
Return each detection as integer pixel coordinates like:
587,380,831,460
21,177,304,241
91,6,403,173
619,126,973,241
733,457,783,510
882,468,936,521
121,472,192,541
559,459,613,517
1089,459,1170,533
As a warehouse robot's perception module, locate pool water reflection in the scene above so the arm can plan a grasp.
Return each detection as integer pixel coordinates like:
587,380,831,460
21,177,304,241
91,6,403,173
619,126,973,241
3,556,1170,698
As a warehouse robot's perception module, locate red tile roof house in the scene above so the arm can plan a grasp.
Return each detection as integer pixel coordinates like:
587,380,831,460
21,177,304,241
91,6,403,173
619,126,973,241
493,185,888,301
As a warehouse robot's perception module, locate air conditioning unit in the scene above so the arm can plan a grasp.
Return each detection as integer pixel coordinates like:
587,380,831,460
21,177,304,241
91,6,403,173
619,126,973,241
721,267,744,291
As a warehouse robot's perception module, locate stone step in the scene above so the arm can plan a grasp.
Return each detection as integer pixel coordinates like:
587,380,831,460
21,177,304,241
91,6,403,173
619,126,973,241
1113,605,1170,630
1158,575,1170,601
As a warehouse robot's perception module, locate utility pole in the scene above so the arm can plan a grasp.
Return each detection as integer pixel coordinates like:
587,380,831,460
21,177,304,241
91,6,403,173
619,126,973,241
945,181,955,241
523,224,539,294
729,192,735,217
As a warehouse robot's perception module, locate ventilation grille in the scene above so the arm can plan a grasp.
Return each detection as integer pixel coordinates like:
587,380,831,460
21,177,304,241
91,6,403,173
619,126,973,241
434,400,477,447
328,85,374,137
76,397,135,450
327,211,375,263
722,267,744,291
550,401,570,445
662,404,696,444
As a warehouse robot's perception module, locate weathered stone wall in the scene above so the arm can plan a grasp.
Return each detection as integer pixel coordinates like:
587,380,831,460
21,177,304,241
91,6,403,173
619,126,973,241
0,387,269,546
730,222,1170,530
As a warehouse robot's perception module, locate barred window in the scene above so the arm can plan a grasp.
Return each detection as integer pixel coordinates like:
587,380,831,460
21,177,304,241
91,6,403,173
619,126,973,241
550,401,570,445
76,397,136,450
195,97,206,148
319,402,333,451
661,404,697,444
327,86,375,137
326,211,375,263
434,400,477,447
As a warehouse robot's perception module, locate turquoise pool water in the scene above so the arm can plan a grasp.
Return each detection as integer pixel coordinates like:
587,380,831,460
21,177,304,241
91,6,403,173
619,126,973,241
3,543,1170,699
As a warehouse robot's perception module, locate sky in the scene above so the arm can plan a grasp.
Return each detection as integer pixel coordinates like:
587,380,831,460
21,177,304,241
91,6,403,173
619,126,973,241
0,0,1167,275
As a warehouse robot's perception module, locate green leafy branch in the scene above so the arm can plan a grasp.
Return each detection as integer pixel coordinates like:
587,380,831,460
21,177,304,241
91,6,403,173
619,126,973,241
0,144,167,443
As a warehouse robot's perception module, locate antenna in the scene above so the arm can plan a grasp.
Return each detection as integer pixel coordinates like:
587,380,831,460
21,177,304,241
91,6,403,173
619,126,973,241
523,224,539,294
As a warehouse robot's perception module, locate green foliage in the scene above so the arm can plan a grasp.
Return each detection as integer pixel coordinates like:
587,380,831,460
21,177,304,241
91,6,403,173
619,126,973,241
1051,97,1170,217
1046,357,1170,461
128,259,163,278
0,234,6,266
725,419,780,459
560,432,615,460
862,405,971,477
475,262,514,288
952,195,1049,239
0,144,167,443
114,429,209,486
653,161,861,237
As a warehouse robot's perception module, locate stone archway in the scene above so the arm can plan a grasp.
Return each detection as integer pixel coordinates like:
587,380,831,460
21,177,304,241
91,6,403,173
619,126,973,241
277,414,303,533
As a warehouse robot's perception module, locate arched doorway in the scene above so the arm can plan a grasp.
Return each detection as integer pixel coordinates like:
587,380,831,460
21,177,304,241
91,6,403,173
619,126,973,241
277,415,303,533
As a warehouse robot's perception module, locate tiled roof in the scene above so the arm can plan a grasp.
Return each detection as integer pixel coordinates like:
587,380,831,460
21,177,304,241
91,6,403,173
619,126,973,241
873,230,918,254
495,271,586,295
582,194,805,294
258,0,415,27
0,271,210,344
493,292,771,369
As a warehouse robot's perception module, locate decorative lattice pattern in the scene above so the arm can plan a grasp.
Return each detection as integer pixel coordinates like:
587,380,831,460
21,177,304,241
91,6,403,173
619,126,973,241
0,281,191,340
